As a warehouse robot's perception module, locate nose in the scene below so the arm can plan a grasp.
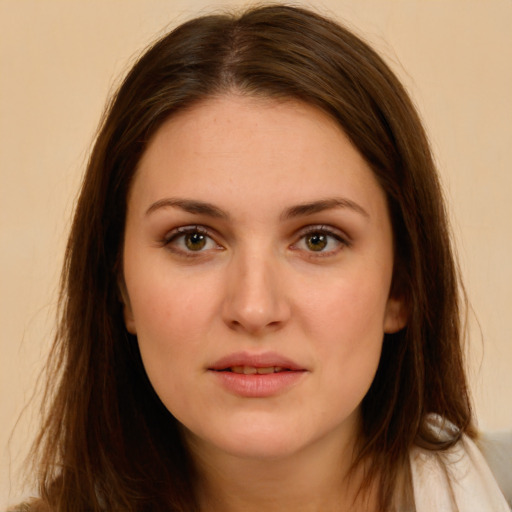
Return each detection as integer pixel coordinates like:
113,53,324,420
222,248,291,335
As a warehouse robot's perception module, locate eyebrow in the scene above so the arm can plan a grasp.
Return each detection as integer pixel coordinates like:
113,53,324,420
145,198,229,219
281,198,369,220
145,196,369,220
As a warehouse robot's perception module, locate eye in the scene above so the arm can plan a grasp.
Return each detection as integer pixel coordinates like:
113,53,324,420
163,226,221,255
183,232,208,251
292,226,348,255
304,233,329,252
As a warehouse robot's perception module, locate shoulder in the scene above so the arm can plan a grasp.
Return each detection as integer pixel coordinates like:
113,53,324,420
6,499,49,512
410,432,510,511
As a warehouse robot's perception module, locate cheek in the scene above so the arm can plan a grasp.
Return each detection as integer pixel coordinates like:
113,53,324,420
300,267,390,389
126,260,221,340
314,291,385,373
301,268,392,343
322,309,384,417
124,269,222,390
128,282,213,408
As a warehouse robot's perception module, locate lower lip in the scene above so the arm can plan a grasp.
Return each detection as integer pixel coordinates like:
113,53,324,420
210,370,306,398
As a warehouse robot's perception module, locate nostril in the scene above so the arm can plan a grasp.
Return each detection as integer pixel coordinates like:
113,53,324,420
221,272,291,333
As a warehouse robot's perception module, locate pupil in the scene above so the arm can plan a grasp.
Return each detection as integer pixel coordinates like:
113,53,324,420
307,234,327,251
185,233,206,251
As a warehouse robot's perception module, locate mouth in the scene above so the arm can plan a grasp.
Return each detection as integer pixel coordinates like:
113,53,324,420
214,366,292,375
208,352,307,397
209,351,305,372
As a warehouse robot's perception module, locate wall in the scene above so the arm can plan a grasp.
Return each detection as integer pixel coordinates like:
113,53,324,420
1,0,511,507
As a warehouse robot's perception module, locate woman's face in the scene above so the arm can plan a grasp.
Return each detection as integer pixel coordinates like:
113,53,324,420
122,96,405,461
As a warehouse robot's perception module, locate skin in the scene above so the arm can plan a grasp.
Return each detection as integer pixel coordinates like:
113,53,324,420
122,95,406,511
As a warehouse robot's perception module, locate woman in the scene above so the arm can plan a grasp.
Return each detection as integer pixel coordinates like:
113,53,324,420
14,4,508,511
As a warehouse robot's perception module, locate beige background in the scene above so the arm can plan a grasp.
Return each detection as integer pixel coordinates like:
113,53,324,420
1,0,511,507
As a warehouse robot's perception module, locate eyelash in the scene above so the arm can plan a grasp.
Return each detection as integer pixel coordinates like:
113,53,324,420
292,225,350,256
162,225,222,257
162,224,349,257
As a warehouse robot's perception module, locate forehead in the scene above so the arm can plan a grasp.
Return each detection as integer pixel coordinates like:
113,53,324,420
130,95,387,220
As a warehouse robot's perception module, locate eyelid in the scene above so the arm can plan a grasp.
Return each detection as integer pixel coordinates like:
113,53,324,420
163,225,210,243
291,224,351,254
160,223,350,257
295,224,350,242
162,225,223,254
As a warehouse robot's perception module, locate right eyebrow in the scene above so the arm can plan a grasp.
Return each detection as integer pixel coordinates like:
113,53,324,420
145,198,230,219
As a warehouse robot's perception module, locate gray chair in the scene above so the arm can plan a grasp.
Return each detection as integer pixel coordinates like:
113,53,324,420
480,430,512,509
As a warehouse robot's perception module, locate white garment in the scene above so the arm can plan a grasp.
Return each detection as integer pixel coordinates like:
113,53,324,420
411,435,510,511
480,430,512,508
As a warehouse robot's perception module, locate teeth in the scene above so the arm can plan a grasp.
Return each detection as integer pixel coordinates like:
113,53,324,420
256,366,275,374
229,366,286,374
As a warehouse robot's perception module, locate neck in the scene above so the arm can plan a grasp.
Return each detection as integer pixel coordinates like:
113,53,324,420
187,425,378,512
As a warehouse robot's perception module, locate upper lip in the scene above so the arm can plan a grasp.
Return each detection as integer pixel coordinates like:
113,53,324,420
209,351,306,371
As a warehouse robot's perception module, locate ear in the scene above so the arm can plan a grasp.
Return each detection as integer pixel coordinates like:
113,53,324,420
118,277,137,335
383,296,407,334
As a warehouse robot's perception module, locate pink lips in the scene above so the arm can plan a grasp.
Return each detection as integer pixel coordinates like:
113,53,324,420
208,351,307,398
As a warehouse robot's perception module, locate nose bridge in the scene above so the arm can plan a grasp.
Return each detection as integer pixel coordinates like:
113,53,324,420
223,241,288,333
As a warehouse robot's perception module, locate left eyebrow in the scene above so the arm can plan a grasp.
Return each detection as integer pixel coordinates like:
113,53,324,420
281,197,369,220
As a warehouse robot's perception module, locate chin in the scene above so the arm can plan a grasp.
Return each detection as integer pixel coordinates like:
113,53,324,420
185,416,311,461
219,434,307,461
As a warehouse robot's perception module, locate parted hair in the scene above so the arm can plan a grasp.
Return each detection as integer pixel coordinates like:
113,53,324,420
25,4,473,511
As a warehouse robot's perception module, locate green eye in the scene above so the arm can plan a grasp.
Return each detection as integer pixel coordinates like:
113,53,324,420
163,226,220,255
293,226,348,256
305,233,328,251
185,232,207,251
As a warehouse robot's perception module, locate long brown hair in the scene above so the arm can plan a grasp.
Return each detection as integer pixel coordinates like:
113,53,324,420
26,4,473,511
